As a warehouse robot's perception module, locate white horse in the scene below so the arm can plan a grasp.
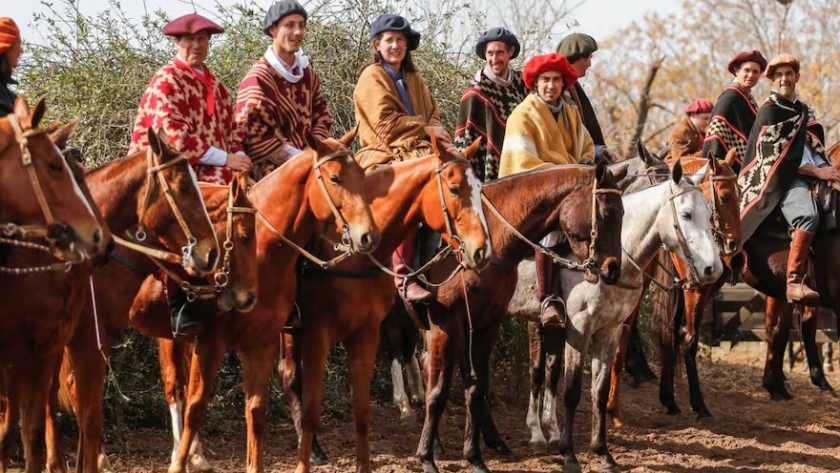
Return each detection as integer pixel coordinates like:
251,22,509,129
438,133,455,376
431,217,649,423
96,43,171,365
544,161,722,473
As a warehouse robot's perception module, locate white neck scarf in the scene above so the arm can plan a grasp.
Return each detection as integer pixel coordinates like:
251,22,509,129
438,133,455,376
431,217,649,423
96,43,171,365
476,65,513,87
264,47,310,84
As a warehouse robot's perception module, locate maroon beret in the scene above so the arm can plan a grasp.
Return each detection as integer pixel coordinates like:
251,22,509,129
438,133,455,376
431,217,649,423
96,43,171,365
162,13,225,37
684,98,713,115
727,50,767,75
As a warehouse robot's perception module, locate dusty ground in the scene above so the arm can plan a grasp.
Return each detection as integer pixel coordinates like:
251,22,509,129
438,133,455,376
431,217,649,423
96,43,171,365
7,344,840,473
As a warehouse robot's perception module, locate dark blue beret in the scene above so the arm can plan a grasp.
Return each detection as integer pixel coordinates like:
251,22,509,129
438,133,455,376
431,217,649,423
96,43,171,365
475,27,520,60
263,0,308,37
370,14,420,51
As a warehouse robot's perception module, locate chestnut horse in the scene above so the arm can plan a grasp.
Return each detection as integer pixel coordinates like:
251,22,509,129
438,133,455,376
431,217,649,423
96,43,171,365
0,97,105,264
0,127,217,473
93,132,379,473
409,163,626,473
603,151,742,424
278,135,491,473
38,172,257,473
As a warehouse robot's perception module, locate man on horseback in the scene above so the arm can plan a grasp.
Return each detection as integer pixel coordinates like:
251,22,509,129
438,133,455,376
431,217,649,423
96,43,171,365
500,52,593,326
667,98,713,162
556,33,616,163
0,17,21,117
703,50,767,171
453,27,527,182
234,0,333,181
739,54,839,304
353,13,453,302
129,13,252,336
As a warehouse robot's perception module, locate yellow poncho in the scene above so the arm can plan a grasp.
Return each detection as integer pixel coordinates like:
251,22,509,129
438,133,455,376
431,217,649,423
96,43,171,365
499,93,594,177
353,63,442,171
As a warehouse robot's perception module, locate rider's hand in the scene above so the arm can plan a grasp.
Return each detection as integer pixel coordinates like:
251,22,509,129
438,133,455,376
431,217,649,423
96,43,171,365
602,148,618,163
815,165,840,183
225,153,252,172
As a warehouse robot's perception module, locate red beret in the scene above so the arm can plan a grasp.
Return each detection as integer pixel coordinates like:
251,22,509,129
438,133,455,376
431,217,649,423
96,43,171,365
684,98,713,115
727,50,767,75
0,18,20,55
522,53,579,90
162,14,224,37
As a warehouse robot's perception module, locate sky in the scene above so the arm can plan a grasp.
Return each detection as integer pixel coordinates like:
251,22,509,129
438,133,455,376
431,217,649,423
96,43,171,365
7,0,683,47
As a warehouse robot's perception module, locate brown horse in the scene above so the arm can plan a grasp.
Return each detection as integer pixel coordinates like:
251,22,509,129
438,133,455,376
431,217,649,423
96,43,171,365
0,97,105,264
87,131,379,473
604,151,743,424
409,163,626,473
0,127,216,473
276,135,491,473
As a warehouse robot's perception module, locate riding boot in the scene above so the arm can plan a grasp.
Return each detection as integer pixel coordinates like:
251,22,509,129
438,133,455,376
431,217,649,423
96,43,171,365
167,278,204,337
535,249,565,327
786,229,820,305
394,229,432,302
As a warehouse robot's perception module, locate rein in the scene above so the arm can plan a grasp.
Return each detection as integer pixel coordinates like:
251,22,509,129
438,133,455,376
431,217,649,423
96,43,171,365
707,172,738,255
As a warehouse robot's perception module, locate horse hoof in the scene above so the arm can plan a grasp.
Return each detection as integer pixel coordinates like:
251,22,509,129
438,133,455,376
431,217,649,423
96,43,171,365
492,442,512,456
695,407,713,419
420,460,440,473
310,451,328,466
190,458,214,473
399,413,417,426
528,438,547,451
471,462,492,473
665,405,681,415
769,390,794,402
561,458,582,473
594,459,621,473
547,439,560,452
608,413,624,428
432,439,445,461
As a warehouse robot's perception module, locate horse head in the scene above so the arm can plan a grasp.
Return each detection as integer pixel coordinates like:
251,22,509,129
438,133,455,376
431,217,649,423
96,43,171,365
707,149,742,256
615,141,670,193
664,160,723,285
304,130,380,254
143,128,220,277
0,96,106,262
421,134,491,270
560,162,626,285
206,172,258,313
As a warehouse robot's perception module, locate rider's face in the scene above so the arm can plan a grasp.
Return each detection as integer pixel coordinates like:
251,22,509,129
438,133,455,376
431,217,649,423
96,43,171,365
536,71,565,104
735,61,762,90
772,66,799,100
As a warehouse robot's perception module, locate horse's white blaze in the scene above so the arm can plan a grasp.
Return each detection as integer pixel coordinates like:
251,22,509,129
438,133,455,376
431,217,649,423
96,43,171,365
526,391,547,446
57,144,97,219
466,167,491,255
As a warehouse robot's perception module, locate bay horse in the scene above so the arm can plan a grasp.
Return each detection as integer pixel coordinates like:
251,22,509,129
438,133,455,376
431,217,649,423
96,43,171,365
86,131,379,473
0,97,105,264
278,135,491,473
744,141,840,400
554,161,722,473
0,127,217,473
604,151,743,424
410,162,627,473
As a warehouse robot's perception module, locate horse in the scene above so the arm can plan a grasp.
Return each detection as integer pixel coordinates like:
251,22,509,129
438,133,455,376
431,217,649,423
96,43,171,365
603,151,742,424
553,160,723,473
84,131,379,473
0,127,217,473
277,135,491,473
403,161,626,473
0,97,105,264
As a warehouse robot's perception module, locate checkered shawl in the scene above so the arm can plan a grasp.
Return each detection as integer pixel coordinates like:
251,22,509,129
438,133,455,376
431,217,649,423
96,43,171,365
129,58,242,185
701,84,759,171
738,92,826,241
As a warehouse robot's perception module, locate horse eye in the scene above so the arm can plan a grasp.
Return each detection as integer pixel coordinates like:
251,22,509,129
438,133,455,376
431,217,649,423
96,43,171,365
449,186,460,196
681,212,692,220
48,161,64,172
329,175,341,184
720,194,729,203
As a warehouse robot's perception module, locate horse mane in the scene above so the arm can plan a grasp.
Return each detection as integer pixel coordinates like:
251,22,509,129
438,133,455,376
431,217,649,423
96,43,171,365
201,185,229,223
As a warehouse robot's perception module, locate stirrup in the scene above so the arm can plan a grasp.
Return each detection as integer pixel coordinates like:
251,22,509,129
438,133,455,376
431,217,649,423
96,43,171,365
540,295,566,326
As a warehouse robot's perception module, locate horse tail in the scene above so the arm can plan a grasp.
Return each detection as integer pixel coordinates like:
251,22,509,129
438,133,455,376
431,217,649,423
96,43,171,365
57,348,77,414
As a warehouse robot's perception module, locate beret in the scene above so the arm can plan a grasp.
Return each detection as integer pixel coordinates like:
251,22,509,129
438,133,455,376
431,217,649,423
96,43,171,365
370,14,420,51
765,54,800,79
263,0,308,37
522,53,578,90
0,18,20,55
727,50,767,75
556,33,598,60
162,14,224,37
474,27,520,60
684,98,714,115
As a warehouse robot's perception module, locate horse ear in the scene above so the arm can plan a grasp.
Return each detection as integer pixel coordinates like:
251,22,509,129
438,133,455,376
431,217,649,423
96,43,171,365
147,127,162,157
30,98,47,129
429,130,443,157
724,148,738,167
636,140,648,164
595,160,607,185
305,130,332,156
707,151,719,174
13,96,30,119
672,159,683,184
461,137,483,161
49,119,80,150
337,124,359,149
610,163,629,182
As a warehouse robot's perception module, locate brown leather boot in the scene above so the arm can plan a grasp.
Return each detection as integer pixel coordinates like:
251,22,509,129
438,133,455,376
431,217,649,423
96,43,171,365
535,249,565,327
786,229,820,305
394,230,433,302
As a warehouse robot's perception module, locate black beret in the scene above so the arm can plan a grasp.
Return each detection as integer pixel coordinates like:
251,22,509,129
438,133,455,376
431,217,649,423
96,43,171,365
474,27,520,60
263,0,308,37
556,33,598,61
370,13,420,51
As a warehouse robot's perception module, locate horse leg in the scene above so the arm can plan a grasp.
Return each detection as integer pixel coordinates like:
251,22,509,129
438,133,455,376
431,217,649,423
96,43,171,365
801,306,836,395
66,325,109,473
684,284,716,418
824,340,835,373
391,357,414,423
526,322,547,450
624,319,657,385
590,327,622,473
240,343,278,473
169,336,225,473
541,325,565,450
345,324,380,473
763,296,795,400
46,355,67,473
417,322,456,473
405,349,426,406
558,325,587,473
606,311,633,428
658,289,683,415
15,358,51,473
295,333,330,473
0,370,20,473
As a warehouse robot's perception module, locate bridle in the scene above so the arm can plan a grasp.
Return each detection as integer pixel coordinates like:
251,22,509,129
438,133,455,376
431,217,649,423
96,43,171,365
706,169,739,256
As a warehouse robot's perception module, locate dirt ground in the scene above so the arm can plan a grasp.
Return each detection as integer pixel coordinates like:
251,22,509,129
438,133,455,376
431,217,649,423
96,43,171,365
8,344,840,473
